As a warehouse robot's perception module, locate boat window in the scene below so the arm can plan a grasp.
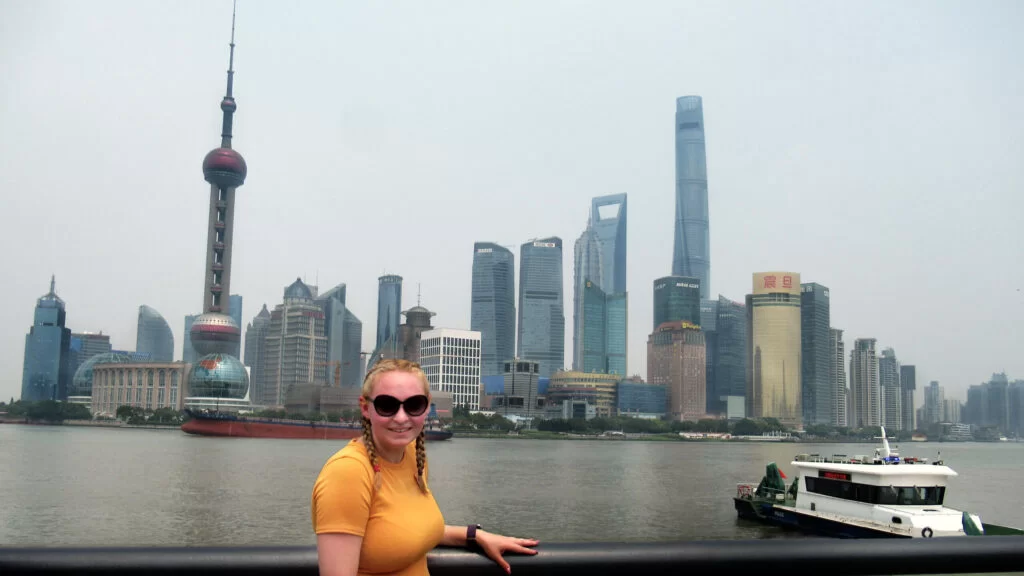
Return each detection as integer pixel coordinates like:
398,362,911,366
805,477,945,505
892,517,902,524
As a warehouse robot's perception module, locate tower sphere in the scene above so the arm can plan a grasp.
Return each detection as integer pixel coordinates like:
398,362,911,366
203,147,247,188
188,353,249,399
190,312,241,356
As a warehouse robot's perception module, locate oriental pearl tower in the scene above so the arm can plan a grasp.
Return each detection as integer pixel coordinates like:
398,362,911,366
187,4,249,402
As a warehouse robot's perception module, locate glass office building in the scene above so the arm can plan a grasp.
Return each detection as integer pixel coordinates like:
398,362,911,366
672,96,710,298
653,276,701,330
518,237,564,378
136,305,174,362
21,277,72,402
800,283,831,425
376,275,402,351
471,243,516,377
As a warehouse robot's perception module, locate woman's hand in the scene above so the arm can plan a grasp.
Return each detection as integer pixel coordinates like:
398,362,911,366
475,530,539,574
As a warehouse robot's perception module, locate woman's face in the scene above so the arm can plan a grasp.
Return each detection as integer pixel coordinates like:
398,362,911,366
361,370,429,456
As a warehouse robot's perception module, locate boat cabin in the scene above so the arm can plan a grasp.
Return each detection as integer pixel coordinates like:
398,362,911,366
790,456,964,537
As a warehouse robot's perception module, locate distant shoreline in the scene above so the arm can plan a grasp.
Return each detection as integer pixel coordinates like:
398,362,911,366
0,418,179,431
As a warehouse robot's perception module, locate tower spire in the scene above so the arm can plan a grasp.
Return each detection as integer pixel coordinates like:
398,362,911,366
220,0,238,148
49,275,55,295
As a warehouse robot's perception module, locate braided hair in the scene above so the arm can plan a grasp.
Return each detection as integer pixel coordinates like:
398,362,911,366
360,359,430,494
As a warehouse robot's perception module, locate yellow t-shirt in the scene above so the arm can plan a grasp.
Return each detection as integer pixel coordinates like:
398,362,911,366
312,439,445,576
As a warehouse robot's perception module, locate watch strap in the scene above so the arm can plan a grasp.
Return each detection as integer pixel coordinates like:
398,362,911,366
467,524,482,546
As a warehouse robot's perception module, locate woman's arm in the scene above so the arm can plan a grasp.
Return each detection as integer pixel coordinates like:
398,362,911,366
441,525,539,574
316,533,363,576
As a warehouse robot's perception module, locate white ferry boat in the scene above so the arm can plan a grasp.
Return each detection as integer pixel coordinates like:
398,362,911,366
734,428,1023,538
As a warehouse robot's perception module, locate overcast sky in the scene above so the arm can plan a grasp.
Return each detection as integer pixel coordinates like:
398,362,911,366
2,0,1022,406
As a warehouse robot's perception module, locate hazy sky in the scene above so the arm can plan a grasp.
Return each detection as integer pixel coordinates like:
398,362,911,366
2,1,1022,406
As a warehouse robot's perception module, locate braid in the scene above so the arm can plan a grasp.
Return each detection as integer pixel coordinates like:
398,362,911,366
361,417,383,490
414,430,428,493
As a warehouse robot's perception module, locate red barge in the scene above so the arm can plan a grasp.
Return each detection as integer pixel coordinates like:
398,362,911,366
181,410,454,441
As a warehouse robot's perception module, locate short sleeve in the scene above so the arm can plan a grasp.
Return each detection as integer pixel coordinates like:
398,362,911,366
312,455,373,536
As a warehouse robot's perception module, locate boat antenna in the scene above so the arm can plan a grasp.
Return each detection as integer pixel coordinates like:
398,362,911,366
876,426,891,459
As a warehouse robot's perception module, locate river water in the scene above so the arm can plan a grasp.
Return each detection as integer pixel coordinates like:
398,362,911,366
1,424,1021,547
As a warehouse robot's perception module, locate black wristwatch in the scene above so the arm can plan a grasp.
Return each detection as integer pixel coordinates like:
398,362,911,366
467,524,482,547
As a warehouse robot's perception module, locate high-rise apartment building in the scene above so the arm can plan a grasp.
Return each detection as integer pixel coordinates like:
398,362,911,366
136,305,174,363
829,329,848,427
376,275,403,351
419,328,482,410
943,399,961,424
800,283,831,426
470,243,516,377
879,347,902,430
573,195,627,375
518,238,564,378
21,277,72,402
262,279,329,407
849,338,880,428
317,283,363,388
900,365,916,432
672,96,710,298
653,277,701,329
923,381,944,426
746,272,802,428
243,304,271,405
648,321,706,422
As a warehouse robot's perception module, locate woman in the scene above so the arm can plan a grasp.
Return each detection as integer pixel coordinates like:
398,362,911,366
312,359,539,576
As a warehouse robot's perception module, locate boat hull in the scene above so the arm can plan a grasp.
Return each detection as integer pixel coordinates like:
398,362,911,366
181,414,453,441
734,498,908,539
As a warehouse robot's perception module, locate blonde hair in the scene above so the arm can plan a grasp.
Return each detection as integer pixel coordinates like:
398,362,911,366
360,359,430,493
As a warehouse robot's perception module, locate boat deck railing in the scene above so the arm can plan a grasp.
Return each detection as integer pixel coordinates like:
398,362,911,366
3,538,1024,576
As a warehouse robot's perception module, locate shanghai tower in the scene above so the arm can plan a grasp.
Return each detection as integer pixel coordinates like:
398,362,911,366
187,5,250,404
672,96,710,299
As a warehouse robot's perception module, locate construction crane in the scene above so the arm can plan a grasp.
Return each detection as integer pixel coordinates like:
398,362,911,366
315,361,342,387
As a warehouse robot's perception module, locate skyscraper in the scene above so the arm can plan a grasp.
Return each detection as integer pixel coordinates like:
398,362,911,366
746,272,802,428
244,304,271,405
136,305,174,362
652,277,701,329
262,279,329,407
714,296,747,411
800,283,831,426
830,328,847,427
900,365,916,432
69,332,112,379
21,276,72,402
187,8,249,405
573,195,627,374
317,283,363,388
518,237,564,378
700,297,718,414
923,381,944,426
376,275,403,351
647,321,706,422
577,280,628,376
672,96,710,299
470,243,516,377
228,294,243,357
183,314,199,364
879,347,902,431
850,338,880,428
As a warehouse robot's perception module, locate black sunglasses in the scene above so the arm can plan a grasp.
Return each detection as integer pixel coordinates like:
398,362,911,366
370,394,429,418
